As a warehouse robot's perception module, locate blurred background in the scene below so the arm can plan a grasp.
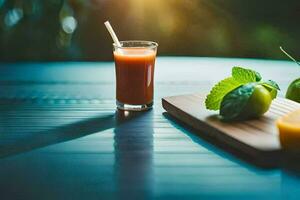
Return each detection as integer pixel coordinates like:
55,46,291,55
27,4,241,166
0,0,299,61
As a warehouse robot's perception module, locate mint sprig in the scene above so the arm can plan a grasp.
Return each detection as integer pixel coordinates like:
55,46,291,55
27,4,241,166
232,66,261,83
205,67,262,110
205,77,241,110
220,83,256,121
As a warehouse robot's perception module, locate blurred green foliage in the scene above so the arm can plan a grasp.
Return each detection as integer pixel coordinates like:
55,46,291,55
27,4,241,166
0,0,299,61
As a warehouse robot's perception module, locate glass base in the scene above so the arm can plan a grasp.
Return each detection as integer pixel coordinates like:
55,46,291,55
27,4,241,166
116,100,153,111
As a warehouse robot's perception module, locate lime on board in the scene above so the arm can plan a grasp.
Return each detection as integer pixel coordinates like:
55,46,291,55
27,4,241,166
286,78,300,103
220,84,272,121
280,47,300,103
243,85,272,117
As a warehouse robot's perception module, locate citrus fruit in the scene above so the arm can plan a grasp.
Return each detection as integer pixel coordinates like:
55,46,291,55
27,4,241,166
286,78,300,103
242,85,272,118
277,109,300,151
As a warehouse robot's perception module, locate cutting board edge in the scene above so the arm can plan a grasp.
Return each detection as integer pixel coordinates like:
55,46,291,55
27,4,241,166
162,96,281,167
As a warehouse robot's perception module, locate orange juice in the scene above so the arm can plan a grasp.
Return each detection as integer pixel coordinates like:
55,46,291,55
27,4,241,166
113,41,158,111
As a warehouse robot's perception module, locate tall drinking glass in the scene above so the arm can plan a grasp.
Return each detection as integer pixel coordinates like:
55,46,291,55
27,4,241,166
113,41,158,111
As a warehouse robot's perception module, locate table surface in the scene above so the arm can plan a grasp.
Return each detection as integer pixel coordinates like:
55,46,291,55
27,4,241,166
1,57,300,200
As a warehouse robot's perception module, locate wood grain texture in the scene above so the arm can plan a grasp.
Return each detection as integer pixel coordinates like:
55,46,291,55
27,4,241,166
162,93,300,165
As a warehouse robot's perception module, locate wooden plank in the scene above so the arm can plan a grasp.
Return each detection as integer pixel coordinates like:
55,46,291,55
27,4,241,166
162,93,300,166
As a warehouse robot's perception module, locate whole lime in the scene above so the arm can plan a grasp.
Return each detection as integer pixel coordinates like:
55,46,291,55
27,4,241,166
242,85,272,118
286,78,300,103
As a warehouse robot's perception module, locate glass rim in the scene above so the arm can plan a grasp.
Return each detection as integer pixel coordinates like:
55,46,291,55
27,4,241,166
113,40,158,49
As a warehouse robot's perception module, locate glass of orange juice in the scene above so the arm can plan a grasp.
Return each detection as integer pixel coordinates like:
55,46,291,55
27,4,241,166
113,41,158,111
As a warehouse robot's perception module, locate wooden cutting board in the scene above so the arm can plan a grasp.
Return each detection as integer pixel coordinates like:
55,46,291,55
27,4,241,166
162,93,300,167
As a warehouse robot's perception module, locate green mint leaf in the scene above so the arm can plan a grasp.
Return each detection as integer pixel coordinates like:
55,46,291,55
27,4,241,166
260,80,280,99
220,83,256,121
205,77,241,110
261,80,280,90
232,66,261,83
255,72,262,82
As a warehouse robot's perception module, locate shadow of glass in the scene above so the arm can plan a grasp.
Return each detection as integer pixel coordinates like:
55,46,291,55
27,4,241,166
0,113,116,158
0,107,151,159
114,110,154,199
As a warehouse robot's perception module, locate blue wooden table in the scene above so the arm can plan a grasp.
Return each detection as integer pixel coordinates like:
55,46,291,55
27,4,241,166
1,57,300,200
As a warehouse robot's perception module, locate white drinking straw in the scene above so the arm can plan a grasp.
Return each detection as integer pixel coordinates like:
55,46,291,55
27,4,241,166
104,21,121,47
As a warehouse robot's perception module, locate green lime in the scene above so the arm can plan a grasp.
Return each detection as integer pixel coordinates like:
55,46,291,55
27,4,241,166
286,78,300,103
242,85,272,118
262,85,277,99
269,88,278,99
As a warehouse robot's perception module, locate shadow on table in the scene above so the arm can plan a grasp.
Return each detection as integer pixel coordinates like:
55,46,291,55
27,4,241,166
163,112,300,175
281,154,300,177
0,109,149,159
162,112,279,171
0,113,115,158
